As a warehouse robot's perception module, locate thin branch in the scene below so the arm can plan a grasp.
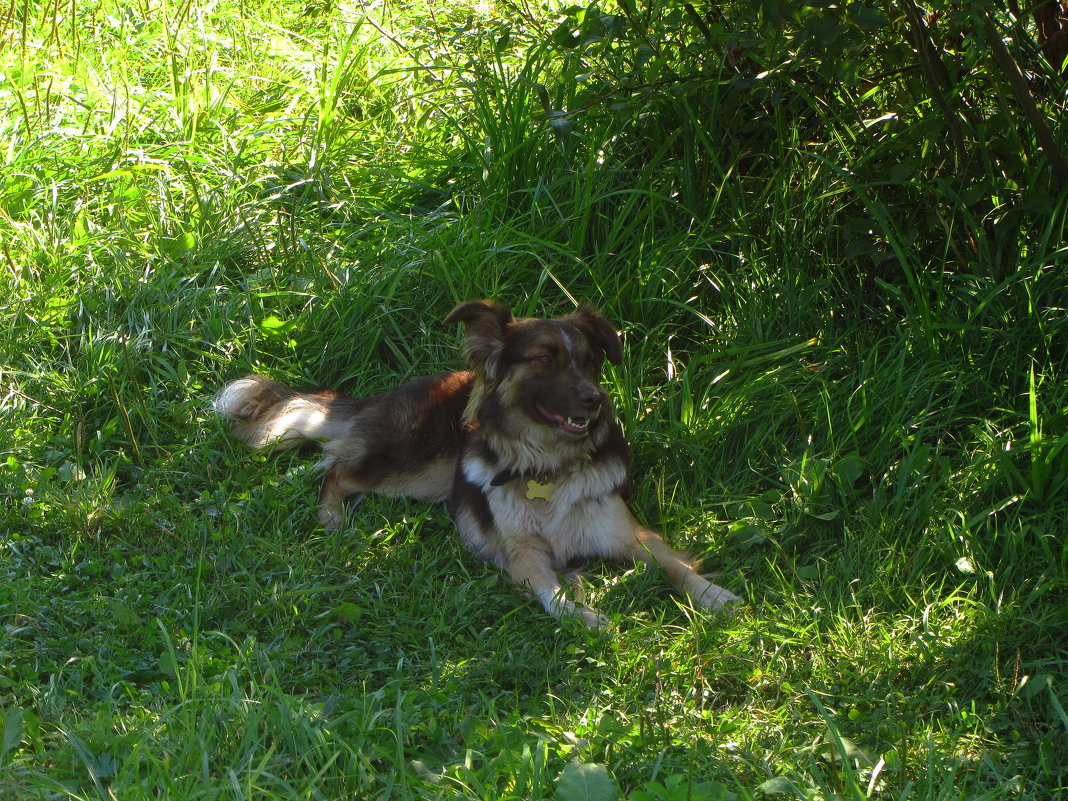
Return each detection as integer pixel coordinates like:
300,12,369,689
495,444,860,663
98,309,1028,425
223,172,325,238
900,0,972,165
984,11,1068,182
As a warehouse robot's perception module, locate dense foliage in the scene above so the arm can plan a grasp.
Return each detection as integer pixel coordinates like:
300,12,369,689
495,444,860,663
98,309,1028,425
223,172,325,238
1,0,1065,798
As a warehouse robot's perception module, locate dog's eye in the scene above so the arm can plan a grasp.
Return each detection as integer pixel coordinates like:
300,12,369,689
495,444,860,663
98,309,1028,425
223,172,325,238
536,354,552,363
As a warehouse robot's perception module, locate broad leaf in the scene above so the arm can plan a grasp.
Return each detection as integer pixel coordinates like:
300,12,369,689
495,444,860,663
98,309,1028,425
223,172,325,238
555,761,620,801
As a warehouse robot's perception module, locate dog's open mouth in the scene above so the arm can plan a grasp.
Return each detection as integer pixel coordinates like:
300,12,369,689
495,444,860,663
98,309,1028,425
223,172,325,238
536,404,594,436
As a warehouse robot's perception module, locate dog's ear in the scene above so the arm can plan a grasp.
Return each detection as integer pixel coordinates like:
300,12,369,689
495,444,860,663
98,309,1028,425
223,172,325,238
445,300,515,378
572,304,622,366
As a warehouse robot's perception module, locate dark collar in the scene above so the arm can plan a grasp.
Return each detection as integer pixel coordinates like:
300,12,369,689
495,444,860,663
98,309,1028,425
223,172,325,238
490,467,557,486
490,468,517,487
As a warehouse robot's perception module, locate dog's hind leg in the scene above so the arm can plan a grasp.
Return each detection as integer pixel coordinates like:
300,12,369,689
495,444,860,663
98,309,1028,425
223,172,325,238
319,464,368,529
627,527,741,610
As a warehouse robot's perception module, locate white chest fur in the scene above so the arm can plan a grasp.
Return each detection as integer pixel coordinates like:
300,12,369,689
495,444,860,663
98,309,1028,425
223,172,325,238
462,453,633,566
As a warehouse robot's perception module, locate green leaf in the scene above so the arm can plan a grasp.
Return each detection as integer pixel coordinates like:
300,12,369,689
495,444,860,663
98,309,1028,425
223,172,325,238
110,600,143,628
954,556,976,574
159,650,179,679
552,21,580,49
2,706,24,756
794,564,820,580
740,498,775,520
555,761,620,801
259,315,294,337
632,775,736,800
831,454,863,487
804,507,840,521
331,602,365,623
818,734,873,766
755,776,801,796
848,3,889,31
57,461,87,483
548,114,575,137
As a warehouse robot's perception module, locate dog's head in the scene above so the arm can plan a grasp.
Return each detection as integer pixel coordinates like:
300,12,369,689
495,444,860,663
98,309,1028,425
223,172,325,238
445,300,621,439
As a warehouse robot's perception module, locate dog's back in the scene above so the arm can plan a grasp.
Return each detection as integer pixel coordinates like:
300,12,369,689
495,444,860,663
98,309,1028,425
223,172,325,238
214,371,474,527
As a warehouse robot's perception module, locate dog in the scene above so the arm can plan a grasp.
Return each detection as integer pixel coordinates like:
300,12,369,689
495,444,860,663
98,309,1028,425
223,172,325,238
213,300,741,627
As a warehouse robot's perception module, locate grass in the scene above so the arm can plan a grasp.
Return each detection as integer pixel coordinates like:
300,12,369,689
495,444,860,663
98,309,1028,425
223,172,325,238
1,0,1067,799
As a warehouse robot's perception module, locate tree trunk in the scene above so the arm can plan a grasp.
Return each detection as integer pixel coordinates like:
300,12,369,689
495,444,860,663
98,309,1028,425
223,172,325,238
1035,0,1068,76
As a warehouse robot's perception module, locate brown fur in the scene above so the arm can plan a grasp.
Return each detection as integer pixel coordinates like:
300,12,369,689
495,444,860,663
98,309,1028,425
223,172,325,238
214,301,740,628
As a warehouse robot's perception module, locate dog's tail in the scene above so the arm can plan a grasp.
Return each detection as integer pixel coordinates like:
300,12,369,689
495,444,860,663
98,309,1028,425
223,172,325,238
213,375,354,450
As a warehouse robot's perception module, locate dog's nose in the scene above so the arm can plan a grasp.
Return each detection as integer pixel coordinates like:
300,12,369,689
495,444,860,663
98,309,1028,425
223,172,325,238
577,387,600,408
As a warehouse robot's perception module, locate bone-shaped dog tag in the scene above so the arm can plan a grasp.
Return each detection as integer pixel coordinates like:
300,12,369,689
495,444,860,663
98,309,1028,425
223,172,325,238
525,479,554,501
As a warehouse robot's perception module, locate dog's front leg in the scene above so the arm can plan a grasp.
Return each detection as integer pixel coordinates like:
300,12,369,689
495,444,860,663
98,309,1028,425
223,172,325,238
628,527,741,610
501,534,609,629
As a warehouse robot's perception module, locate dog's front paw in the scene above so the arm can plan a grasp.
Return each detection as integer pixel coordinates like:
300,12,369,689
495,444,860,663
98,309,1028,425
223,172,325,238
543,594,612,630
575,605,612,630
692,579,742,611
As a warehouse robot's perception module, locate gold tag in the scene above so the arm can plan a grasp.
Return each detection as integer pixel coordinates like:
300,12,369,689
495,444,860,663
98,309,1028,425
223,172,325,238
525,479,554,501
